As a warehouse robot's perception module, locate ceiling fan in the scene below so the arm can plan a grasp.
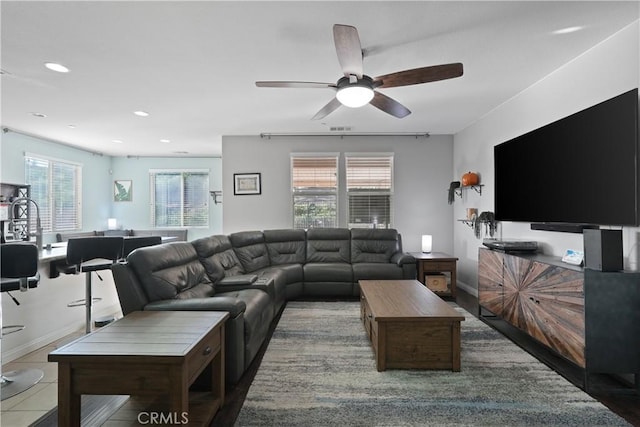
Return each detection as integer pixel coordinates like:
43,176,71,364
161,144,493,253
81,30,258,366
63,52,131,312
256,24,463,120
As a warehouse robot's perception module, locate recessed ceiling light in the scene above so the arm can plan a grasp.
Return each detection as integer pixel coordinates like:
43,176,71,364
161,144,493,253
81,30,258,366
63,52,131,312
68,124,76,129
160,139,171,143
173,151,189,154
552,26,584,35
133,111,149,117
29,112,47,118
112,139,123,144
44,62,70,73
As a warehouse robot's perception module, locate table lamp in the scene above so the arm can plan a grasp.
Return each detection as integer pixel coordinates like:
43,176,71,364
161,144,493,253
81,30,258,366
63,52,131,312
422,235,432,253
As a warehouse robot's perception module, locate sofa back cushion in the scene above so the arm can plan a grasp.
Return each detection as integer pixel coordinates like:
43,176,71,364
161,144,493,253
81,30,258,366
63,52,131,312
192,235,245,282
306,228,350,263
350,228,400,263
229,231,270,273
127,242,215,302
264,229,306,265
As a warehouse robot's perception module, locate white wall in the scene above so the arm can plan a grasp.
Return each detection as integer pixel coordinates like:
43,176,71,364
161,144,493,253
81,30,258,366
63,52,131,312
222,134,454,254
453,21,640,294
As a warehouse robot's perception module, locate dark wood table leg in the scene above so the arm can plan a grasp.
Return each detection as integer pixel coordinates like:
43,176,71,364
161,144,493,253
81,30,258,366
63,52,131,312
57,362,81,427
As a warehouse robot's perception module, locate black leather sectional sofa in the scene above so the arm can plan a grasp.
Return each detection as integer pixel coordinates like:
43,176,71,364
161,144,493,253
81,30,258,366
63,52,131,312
111,228,416,384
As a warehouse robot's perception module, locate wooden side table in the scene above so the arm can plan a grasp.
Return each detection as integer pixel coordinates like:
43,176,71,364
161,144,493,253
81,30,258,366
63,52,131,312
409,252,458,298
48,311,228,427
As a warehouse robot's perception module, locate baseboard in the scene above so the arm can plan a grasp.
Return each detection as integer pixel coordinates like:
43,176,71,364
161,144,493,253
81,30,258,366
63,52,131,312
3,303,122,362
456,280,477,297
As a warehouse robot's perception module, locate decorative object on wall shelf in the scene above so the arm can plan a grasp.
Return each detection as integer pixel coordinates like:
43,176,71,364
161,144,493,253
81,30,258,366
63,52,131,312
473,211,497,239
210,190,222,204
461,171,479,186
234,173,261,195
114,180,132,202
447,181,460,204
466,208,478,220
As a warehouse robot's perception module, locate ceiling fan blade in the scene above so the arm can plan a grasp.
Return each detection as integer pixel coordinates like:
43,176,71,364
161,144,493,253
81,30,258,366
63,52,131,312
311,97,342,120
333,24,363,78
370,91,411,118
374,63,463,88
256,81,335,89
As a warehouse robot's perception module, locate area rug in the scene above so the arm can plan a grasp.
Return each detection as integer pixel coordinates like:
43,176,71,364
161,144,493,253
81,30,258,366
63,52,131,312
236,301,629,426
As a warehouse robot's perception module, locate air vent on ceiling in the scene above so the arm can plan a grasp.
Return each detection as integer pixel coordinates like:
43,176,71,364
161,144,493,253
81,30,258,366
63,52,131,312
330,126,352,132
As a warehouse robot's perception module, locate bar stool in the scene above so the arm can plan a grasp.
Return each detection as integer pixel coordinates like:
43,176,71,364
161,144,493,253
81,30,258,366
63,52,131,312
65,236,123,333
1,242,43,401
122,235,162,259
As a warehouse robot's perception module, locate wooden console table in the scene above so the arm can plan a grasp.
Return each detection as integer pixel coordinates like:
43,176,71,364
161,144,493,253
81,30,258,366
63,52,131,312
409,252,458,298
48,310,228,426
359,280,464,372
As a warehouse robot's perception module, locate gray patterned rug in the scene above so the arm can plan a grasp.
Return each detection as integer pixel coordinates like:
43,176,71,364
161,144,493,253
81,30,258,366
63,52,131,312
237,301,629,426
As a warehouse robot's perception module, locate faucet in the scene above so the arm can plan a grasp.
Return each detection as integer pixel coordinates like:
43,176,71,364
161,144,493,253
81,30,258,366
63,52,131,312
8,197,43,251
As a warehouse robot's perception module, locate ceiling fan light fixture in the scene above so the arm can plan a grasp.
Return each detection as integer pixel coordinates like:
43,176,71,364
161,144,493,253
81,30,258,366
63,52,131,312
336,85,374,108
336,75,374,108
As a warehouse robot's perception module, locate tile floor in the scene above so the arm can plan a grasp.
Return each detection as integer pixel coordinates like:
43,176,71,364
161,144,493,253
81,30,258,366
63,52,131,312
1,330,84,426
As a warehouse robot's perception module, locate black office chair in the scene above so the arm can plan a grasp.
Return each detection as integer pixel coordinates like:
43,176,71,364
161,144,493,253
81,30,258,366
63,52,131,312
65,236,124,333
1,243,44,401
122,235,162,259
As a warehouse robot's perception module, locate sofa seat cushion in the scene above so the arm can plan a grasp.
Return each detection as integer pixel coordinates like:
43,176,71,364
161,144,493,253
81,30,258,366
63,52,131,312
303,262,353,283
352,263,405,281
264,263,303,285
127,242,214,302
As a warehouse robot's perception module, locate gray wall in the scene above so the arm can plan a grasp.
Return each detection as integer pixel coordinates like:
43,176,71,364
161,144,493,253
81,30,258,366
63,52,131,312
453,22,640,294
222,134,454,253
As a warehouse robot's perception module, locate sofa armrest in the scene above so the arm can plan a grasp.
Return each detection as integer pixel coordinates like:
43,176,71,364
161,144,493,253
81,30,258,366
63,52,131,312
144,296,246,317
391,252,416,266
218,274,258,286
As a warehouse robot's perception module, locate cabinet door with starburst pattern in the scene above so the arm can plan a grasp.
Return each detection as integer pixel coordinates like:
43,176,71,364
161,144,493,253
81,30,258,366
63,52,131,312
478,248,505,316
502,255,585,367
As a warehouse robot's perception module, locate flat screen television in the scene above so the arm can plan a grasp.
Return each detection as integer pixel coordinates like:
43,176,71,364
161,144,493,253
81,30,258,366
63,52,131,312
494,88,639,229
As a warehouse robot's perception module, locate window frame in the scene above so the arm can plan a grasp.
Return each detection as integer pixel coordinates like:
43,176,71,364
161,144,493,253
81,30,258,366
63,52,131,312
24,153,83,233
291,153,339,229
149,168,210,228
345,153,394,229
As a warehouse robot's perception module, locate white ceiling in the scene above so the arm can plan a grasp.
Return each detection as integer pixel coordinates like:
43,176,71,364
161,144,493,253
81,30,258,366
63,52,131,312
1,1,638,157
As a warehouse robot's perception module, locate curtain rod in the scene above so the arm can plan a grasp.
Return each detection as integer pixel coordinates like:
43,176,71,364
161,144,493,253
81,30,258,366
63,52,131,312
260,132,430,139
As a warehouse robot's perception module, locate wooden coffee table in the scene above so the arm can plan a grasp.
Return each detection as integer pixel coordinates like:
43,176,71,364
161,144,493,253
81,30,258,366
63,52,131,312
359,280,465,371
48,310,228,427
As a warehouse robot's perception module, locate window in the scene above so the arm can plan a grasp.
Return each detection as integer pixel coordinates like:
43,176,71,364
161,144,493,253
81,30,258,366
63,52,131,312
346,154,393,229
150,170,209,227
291,154,338,229
24,154,82,232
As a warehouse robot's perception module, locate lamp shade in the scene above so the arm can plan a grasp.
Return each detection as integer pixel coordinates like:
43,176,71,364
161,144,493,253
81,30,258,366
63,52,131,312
336,85,374,108
421,235,432,253
107,218,117,230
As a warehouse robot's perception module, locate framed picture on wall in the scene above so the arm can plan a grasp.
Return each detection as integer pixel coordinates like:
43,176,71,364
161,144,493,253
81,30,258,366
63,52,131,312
114,180,133,202
233,173,261,195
